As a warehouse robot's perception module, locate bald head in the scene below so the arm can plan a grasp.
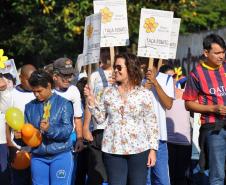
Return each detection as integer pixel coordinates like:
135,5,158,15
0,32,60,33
20,64,36,78
20,64,36,91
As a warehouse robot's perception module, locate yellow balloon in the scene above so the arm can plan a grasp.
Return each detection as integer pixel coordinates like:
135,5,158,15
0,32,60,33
5,107,24,131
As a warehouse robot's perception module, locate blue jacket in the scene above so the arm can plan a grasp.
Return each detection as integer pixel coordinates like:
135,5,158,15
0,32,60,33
25,93,73,156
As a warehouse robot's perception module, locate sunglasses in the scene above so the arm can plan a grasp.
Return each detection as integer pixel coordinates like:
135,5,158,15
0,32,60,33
57,73,74,81
113,65,126,72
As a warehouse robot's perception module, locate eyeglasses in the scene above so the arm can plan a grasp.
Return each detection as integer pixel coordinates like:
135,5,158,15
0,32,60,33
113,65,126,72
57,73,74,81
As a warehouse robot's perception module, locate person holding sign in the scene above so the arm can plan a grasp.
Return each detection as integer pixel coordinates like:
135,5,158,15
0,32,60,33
85,53,158,185
83,49,112,185
25,70,74,185
183,34,226,185
144,59,174,185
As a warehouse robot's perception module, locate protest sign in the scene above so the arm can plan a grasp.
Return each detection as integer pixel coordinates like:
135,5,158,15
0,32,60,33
169,18,181,59
83,13,101,65
138,8,174,60
0,59,20,85
94,0,129,47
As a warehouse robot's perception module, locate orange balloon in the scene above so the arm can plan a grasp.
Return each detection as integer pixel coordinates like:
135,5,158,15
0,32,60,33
22,128,42,148
21,124,35,138
11,151,31,170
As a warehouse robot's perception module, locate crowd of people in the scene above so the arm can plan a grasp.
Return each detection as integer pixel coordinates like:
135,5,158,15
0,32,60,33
0,33,225,185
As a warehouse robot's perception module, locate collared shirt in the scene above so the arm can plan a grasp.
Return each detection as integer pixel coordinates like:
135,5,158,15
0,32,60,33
89,85,159,155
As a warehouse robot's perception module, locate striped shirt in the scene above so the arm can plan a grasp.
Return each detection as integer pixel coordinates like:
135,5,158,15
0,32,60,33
183,61,226,124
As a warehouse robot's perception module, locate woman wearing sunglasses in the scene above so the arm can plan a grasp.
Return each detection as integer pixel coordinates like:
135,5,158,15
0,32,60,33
24,70,74,185
84,53,159,185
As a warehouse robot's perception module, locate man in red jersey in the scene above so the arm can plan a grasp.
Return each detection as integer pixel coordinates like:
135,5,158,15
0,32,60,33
183,34,226,185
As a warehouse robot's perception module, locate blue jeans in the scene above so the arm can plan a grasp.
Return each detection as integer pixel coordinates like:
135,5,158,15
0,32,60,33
103,150,149,185
206,128,226,185
31,151,74,185
71,152,78,185
147,140,170,185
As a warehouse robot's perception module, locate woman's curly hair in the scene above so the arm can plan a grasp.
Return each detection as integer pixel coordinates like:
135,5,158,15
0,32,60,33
114,53,143,87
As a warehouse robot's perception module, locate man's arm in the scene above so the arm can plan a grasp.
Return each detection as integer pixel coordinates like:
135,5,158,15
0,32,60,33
74,117,84,152
6,124,16,147
145,69,173,110
152,81,173,110
185,100,226,115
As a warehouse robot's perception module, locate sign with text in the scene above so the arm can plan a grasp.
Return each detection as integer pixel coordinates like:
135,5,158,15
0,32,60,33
138,8,174,59
93,0,129,47
0,59,20,85
83,13,101,65
169,18,181,59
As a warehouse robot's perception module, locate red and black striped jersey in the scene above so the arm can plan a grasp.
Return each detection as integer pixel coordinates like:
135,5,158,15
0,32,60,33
183,61,226,124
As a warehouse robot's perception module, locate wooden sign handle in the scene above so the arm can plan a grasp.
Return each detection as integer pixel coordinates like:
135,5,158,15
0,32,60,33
148,58,154,69
110,47,115,67
87,64,92,85
157,59,163,71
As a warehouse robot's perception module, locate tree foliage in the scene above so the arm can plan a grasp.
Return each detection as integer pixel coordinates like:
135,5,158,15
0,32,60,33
0,0,225,67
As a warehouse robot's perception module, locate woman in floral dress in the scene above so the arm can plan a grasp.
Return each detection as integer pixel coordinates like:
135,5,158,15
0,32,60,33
85,53,159,185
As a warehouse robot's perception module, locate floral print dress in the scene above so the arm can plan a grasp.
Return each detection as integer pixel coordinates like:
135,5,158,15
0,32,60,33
89,84,159,155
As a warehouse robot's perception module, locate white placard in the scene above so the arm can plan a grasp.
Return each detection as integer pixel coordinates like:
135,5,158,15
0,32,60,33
93,0,129,47
76,54,85,73
83,13,101,65
137,8,174,59
169,18,181,59
0,59,20,85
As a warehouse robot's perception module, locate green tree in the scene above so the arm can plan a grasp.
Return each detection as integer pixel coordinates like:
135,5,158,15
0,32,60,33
0,0,225,67
0,0,92,67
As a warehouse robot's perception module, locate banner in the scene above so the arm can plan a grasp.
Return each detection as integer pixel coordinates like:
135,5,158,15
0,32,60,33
169,18,181,59
93,0,129,47
138,8,174,59
83,13,101,65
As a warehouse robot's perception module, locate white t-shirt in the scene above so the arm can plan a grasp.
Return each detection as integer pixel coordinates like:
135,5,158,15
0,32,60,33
151,72,175,141
0,89,13,113
90,69,112,130
54,85,83,118
12,86,35,113
11,86,35,149
0,112,6,144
